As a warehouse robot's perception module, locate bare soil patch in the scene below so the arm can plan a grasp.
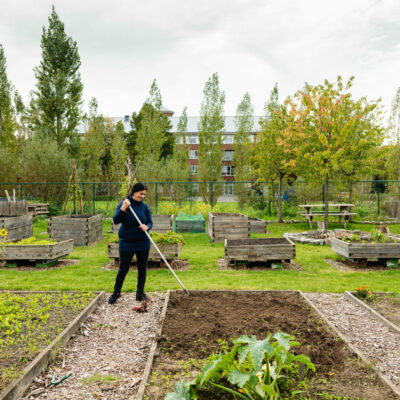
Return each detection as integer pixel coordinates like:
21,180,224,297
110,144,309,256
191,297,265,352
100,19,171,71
325,258,398,272
218,258,302,270
145,291,396,399
363,292,400,327
0,259,80,270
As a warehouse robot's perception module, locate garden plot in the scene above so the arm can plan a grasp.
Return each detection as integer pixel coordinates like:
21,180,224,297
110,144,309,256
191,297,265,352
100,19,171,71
143,291,397,400
0,291,97,397
22,294,166,400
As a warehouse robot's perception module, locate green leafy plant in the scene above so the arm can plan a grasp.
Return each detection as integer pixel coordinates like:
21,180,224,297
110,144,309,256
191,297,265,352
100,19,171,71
0,228,7,255
165,331,315,400
109,231,184,245
8,237,58,245
370,230,389,243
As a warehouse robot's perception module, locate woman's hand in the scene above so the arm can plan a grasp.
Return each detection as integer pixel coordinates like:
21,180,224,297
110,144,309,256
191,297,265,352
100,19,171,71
121,198,131,212
139,224,149,232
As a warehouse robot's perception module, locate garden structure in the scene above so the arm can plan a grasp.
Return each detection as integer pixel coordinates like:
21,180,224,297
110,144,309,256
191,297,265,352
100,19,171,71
330,235,400,266
1,239,74,267
207,212,250,243
174,212,205,233
0,199,28,216
27,203,49,217
298,203,356,229
0,214,33,242
140,290,398,400
108,241,182,266
249,217,267,233
224,237,296,267
48,214,103,246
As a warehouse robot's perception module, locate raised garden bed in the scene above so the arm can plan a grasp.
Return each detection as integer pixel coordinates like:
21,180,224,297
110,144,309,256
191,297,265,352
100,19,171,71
48,214,102,246
141,290,397,399
208,212,250,243
225,237,295,266
249,217,267,233
0,291,102,400
331,234,400,266
0,200,28,216
0,214,33,243
1,238,74,266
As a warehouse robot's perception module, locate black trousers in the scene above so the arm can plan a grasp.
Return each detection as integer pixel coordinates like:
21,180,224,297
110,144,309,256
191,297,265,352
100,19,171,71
113,249,150,296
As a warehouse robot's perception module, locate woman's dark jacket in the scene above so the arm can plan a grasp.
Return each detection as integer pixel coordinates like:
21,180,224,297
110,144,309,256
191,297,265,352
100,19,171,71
113,196,153,252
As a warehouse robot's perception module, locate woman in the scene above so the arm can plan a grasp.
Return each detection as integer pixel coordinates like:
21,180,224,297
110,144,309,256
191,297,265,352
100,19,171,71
108,182,153,305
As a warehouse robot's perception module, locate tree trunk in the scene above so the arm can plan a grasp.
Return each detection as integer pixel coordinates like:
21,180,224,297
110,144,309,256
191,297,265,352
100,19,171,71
349,181,354,222
324,176,329,229
278,175,283,223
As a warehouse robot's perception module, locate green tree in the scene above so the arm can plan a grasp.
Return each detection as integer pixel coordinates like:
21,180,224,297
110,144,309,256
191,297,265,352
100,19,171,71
287,76,383,227
253,84,296,222
109,121,129,182
387,87,400,180
0,43,17,148
29,6,83,156
233,92,254,208
198,72,225,205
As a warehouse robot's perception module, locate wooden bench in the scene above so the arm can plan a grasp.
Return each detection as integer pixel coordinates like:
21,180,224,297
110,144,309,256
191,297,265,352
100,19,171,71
299,212,357,229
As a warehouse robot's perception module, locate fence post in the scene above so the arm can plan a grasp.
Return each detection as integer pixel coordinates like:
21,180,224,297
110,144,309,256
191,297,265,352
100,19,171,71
155,183,158,213
92,183,96,215
377,181,380,216
322,184,325,204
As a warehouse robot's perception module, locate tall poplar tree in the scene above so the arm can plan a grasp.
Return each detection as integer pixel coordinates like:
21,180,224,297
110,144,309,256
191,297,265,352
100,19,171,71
0,43,16,147
29,6,83,156
233,92,254,208
198,72,225,205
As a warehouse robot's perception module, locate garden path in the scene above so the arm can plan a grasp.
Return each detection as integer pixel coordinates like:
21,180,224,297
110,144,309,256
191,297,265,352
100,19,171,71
22,293,165,400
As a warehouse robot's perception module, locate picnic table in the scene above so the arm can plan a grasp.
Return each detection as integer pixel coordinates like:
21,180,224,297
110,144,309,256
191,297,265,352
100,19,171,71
298,203,356,229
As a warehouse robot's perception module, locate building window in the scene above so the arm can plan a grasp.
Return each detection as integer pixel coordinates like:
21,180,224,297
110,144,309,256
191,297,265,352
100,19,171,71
190,165,198,175
189,135,198,144
222,165,234,176
223,150,234,161
191,183,199,193
223,183,234,195
223,135,234,144
189,150,198,159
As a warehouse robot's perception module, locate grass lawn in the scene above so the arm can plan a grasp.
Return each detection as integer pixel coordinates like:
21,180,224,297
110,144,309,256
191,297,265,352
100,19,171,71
1,218,400,293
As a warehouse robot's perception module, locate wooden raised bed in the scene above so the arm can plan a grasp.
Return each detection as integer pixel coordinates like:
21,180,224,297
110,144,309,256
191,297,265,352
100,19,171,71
250,217,267,233
152,214,174,233
1,239,74,265
208,212,250,243
48,214,102,246
330,237,400,265
108,242,182,264
27,203,49,216
0,214,33,242
0,200,28,216
225,237,295,265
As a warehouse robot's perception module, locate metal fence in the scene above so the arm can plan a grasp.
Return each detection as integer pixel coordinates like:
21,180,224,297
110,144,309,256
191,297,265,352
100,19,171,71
1,180,399,220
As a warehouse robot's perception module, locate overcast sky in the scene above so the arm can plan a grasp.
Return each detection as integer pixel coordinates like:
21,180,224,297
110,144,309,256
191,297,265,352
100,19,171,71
2,0,400,119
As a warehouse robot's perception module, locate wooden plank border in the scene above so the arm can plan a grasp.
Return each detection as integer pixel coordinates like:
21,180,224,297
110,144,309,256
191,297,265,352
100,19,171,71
0,291,105,400
344,291,400,335
135,290,170,400
301,292,400,398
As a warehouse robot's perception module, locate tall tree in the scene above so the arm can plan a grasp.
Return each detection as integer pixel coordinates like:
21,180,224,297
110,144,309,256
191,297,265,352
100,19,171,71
387,87,400,180
29,6,83,156
233,92,254,208
109,121,129,182
0,43,16,147
198,72,225,205
287,76,383,227
253,84,296,222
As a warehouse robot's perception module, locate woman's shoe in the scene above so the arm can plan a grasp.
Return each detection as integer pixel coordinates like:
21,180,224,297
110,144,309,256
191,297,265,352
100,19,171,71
136,293,152,302
108,292,121,305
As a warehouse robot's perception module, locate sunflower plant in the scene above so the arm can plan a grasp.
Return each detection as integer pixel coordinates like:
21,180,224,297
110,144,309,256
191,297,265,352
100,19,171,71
0,228,7,256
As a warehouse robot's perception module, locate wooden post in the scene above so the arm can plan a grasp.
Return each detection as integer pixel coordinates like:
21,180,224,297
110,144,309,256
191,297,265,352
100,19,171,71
12,189,16,203
4,190,11,202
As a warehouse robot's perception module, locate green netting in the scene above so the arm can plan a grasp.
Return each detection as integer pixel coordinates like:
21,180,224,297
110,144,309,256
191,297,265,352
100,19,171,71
176,211,205,221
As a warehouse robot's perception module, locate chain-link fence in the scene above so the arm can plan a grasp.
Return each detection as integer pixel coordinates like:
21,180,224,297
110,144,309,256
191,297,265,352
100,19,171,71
1,180,400,220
